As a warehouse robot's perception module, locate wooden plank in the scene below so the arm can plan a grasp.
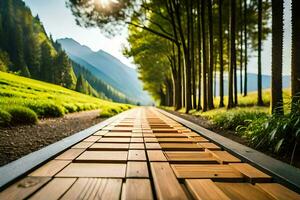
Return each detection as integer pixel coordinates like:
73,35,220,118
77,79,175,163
0,177,50,200
126,162,149,178
157,138,195,143
198,142,222,150
71,141,93,149
207,150,241,164
75,151,128,162
61,178,122,200
216,182,274,200
147,150,167,162
93,130,108,136
130,138,144,143
145,143,162,150
229,163,272,182
30,178,76,200
150,162,188,200
29,160,70,177
152,129,178,133
143,133,155,138
190,136,209,142
122,179,153,200
183,132,200,137
256,183,300,200
56,163,126,178
128,150,146,161
129,143,145,149
55,148,85,160
185,179,230,200
165,151,218,163
160,143,203,151
98,137,131,143
154,133,187,138
171,164,244,180
144,138,158,143
83,135,101,142
89,143,129,150
104,132,132,137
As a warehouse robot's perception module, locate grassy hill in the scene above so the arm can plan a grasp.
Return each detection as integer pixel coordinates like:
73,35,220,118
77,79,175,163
0,71,132,126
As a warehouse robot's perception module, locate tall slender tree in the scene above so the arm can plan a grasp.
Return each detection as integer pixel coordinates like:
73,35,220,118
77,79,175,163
257,0,264,105
218,0,224,107
207,0,214,109
244,0,248,96
228,0,236,109
291,0,300,110
201,0,208,111
197,0,202,110
271,0,284,115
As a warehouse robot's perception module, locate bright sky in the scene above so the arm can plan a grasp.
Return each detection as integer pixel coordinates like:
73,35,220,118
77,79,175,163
24,0,135,68
24,0,291,75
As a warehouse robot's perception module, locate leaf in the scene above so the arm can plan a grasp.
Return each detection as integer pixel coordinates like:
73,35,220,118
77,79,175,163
269,129,278,141
275,139,284,153
295,129,300,138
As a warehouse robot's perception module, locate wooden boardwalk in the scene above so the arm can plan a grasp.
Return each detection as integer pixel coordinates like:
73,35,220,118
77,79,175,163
1,107,300,199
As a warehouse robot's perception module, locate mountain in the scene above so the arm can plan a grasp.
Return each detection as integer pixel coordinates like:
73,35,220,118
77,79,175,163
214,72,290,96
58,38,152,104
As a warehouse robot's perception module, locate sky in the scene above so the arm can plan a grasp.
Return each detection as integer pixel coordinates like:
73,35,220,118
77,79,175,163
23,0,292,75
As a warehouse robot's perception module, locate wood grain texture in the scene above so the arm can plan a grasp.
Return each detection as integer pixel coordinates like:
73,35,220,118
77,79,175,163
56,163,126,178
29,160,70,177
216,182,274,200
55,148,85,160
0,177,50,200
256,183,300,200
61,178,122,200
126,162,149,178
198,142,222,150
160,143,203,151
122,179,153,200
89,143,129,150
147,150,167,162
171,164,244,180
145,143,162,150
185,179,230,200
150,162,188,200
75,151,128,162
229,163,272,182
29,178,76,200
129,143,145,149
128,150,147,161
98,137,131,143
71,141,94,149
207,150,241,164
165,151,218,163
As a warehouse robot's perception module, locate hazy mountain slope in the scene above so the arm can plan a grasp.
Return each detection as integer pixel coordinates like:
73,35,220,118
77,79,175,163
58,38,152,104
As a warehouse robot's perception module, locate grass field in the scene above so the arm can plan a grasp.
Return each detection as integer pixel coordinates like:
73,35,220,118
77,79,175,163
0,71,133,126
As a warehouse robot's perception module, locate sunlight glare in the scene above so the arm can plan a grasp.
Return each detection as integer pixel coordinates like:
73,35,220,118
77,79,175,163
94,0,118,8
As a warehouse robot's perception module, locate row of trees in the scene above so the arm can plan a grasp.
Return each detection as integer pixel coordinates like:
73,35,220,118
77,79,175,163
68,0,299,114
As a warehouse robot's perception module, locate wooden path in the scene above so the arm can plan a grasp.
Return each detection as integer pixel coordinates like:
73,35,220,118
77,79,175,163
1,107,300,199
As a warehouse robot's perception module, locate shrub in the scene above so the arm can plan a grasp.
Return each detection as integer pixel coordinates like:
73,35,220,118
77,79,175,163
99,106,124,118
237,100,300,164
0,109,12,126
212,109,268,130
6,106,38,125
26,101,64,118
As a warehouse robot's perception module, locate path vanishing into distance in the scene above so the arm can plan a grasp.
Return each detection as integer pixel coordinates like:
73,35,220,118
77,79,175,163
0,107,300,199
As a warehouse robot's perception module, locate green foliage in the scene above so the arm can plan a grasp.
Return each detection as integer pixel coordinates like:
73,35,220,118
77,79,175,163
238,101,300,160
99,106,126,118
210,109,268,130
0,109,12,126
0,71,132,125
4,106,38,125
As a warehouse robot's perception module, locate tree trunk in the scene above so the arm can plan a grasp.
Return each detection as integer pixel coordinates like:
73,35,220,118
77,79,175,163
201,0,208,111
239,0,243,95
197,0,202,110
291,0,300,110
191,1,197,109
271,0,284,115
257,0,264,105
243,0,248,96
218,0,225,107
228,0,236,109
175,44,182,110
207,0,214,109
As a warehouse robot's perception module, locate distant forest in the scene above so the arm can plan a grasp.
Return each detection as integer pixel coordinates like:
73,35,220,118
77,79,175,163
0,0,132,104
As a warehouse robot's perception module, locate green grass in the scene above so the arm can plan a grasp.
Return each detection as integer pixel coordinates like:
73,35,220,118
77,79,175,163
0,71,133,126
